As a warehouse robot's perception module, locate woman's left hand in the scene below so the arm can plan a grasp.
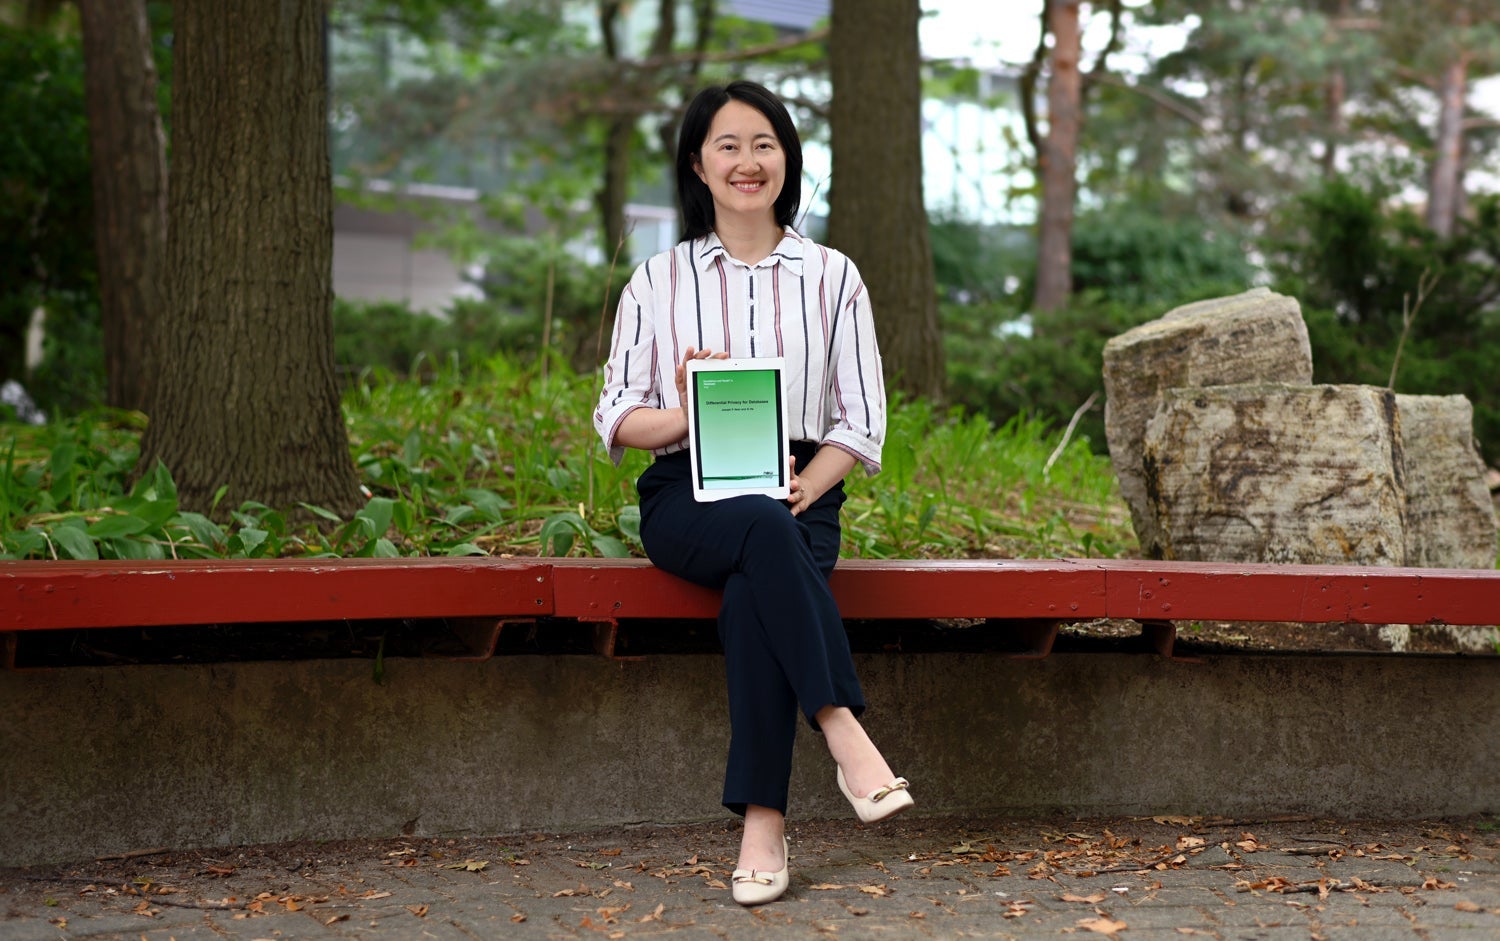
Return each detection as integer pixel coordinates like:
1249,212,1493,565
785,455,824,517
786,447,856,516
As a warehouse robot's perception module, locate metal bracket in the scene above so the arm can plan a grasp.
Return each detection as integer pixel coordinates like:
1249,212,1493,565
431,618,531,662
1140,620,1203,663
1007,619,1062,660
577,617,645,662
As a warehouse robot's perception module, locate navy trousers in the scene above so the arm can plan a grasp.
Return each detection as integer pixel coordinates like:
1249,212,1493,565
637,441,866,816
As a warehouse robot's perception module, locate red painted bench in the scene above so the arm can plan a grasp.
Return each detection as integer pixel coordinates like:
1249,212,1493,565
4,557,1498,666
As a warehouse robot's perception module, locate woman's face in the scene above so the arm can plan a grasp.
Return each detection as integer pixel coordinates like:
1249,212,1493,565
693,99,785,228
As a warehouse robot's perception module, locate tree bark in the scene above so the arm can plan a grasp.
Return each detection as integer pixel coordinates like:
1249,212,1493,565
1426,45,1469,236
827,0,943,401
78,0,166,413
1319,0,1350,177
137,0,360,518
1033,0,1081,315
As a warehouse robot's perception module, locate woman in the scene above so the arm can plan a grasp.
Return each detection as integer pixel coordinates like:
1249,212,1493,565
593,80,913,907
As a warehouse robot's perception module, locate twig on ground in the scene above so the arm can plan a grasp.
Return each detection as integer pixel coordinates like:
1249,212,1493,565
1043,391,1099,480
95,848,170,862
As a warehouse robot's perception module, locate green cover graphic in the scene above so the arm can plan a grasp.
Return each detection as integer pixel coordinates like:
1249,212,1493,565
694,369,784,489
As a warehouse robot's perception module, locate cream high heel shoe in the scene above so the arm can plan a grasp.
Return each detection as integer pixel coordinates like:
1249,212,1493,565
731,837,790,906
837,766,914,824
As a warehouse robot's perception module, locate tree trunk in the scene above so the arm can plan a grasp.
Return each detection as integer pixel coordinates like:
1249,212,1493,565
137,0,360,518
827,0,942,401
78,0,166,414
1426,46,1469,237
1033,0,1081,315
1317,0,1352,177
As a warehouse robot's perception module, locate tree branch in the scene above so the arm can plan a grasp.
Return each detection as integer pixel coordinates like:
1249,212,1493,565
1084,71,1207,127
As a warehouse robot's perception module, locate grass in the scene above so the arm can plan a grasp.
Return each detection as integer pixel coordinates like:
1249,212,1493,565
0,352,1138,561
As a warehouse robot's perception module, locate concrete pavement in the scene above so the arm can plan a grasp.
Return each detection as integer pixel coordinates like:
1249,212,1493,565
4,814,1499,940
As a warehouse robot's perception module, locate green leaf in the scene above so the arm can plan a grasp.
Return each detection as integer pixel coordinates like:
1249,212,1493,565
444,504,476,525
616,505,641,542
591,534,629,558
237,527,269,555
176,512,225,549
462,488,510,523
358,497,395,539
298,502,345,523
86,513,151,539
539,512,587,556
445,542,486,556
372,537,399,558
51,523,98,560
4,528,48,559
392,498,415,535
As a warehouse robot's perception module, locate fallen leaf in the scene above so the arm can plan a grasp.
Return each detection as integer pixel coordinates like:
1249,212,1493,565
511,913,526,923
808,883,848,891
859,885,890,897
1060,893,1107,904
705,879,727,890
908,911,926,919
1078,915,1128,935
405,904,428,917
1153,815,1198,826
1423,878,1457,891
359,891,393,900
599,848,623,856
637,903,665,923
1178,836,1206,849
1455,900,1483,913
553,884,590,898
48,918,66,929
444,859,489,872
324,913,349,925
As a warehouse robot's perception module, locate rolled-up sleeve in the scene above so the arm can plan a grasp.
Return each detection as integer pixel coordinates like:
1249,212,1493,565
824,262,886,474
593,266,657,466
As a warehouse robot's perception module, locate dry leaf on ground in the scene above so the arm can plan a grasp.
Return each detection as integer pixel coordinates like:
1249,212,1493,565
1078,915,1128,935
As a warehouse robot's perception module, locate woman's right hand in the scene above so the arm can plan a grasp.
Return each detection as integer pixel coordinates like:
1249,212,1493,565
674,346,729,406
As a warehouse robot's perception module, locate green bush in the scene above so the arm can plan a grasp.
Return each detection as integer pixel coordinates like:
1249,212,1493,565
1267,179,1500,463
1067,206,1258,309
943,294,1160,454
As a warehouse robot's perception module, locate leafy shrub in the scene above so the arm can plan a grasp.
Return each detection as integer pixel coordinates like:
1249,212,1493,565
1066,206,1257,309
944,294,1161,455
1267,179,1500,462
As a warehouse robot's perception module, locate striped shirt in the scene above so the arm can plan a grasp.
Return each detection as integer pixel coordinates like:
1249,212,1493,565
594,228,886,474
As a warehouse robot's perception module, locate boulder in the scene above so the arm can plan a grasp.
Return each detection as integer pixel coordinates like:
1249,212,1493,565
1103,288,1312,557
1141,384,1406,565
1396,394,1499,570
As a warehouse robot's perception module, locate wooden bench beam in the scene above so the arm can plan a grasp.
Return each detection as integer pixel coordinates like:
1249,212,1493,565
3,558,1497,635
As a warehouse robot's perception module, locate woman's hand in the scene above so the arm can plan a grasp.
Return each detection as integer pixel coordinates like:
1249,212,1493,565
615,346,728,452
673,346,729,405
785,449,856,516
785,456,817,516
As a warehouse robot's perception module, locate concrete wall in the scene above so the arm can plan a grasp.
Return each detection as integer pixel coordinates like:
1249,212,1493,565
3,653,1497,867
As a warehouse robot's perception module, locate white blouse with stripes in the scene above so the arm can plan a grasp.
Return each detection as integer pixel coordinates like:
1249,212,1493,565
594,228,886,474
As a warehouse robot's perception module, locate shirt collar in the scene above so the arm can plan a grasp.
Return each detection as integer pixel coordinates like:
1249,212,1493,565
694,228,805,276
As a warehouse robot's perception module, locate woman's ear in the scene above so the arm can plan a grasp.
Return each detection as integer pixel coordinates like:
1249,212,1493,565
692,154,706,184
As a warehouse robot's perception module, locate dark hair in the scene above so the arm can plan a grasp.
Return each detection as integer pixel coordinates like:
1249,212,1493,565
676,80,803,242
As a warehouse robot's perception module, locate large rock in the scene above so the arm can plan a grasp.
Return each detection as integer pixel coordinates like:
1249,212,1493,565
1103,288,1313,557
1396,394,1499,570
1141,384,1406,565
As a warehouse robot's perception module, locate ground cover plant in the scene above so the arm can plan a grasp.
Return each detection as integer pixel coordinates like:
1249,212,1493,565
0,352,1136,562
